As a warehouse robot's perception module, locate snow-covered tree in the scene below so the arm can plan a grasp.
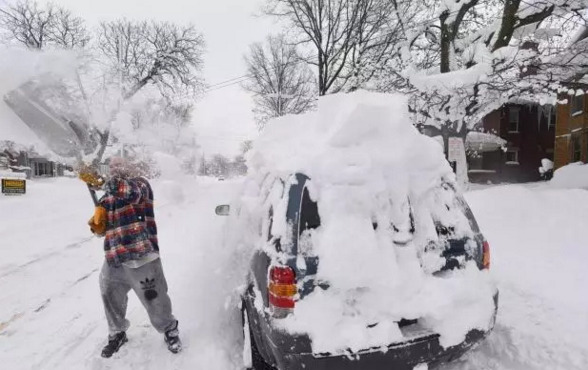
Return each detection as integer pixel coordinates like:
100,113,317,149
0,0,89,49
98,20,205,100
380,0,588,156
260,0,588,183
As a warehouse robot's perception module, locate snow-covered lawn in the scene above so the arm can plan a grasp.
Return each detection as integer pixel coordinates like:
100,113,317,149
1,178,587,369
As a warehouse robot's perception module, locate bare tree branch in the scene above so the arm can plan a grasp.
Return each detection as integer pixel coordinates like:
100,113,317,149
243,34,316,130
0,0,89,49
98,19,206,100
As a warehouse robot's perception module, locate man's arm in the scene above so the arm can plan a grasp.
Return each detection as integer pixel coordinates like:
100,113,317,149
104,177,147,204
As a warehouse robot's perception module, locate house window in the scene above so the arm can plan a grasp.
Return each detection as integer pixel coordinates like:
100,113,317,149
505,149,519,164
586,133,588,162
32,161,54,176
34,162,46,176
572,95,584,116
508,108,520,133
547,106,556,130
572,135,582,162
299,187,320,235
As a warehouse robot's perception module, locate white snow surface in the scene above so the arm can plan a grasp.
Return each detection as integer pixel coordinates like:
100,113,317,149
246,91,496,353
1,177,587,369
0,177,247,370
443,184,588,370
0,171,27,179
550,162,588,189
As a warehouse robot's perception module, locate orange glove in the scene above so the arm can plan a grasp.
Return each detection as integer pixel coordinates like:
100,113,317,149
88,206,107,237
79,166,105,188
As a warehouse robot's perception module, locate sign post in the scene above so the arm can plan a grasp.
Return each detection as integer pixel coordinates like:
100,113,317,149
447,137,469,186
1,178,26,195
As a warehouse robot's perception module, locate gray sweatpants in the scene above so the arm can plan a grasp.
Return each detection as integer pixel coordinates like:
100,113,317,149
99,258,177,336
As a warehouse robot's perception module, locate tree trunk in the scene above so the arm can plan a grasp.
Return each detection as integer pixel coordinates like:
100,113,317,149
440,22,451,73
92,130,110,166
491,0,519,51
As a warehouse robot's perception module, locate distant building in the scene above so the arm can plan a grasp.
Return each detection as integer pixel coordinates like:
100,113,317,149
554,85,588,169
468,103,555,183
29,157,64,177
1,144,65,178
550,26,588,169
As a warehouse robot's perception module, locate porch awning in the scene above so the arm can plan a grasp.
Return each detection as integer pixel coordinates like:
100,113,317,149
466,132,506,153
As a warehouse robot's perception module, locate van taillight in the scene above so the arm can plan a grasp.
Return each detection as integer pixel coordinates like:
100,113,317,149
269,266,296,317
482,241,490,270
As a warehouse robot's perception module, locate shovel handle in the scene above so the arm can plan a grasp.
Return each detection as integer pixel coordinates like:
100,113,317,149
87,184,99,207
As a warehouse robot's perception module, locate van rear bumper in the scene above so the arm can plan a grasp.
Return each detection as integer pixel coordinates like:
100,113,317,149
262,291,499,370
279,327,489,370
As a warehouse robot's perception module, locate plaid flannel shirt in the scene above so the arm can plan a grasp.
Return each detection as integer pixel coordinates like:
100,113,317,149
99,176,159,267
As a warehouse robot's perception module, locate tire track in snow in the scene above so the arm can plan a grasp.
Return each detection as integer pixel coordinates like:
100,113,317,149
0,267,99,335
31,319,101,370
0,200,195,333
0,236,95,280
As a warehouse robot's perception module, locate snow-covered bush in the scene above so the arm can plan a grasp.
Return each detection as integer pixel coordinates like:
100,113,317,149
539,158,554,181
551,162,588,189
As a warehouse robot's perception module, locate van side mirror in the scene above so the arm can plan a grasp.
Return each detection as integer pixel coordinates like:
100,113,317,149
215,205,230,216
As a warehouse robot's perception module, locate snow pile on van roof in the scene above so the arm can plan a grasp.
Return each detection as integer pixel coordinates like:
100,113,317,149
246,91,496,354
249,91,453,193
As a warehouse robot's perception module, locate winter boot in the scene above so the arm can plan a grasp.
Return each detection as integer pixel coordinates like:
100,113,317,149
101,332,128,358
164,321,182,354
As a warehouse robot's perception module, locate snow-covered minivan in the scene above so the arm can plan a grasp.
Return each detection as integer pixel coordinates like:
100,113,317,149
220,92,499,370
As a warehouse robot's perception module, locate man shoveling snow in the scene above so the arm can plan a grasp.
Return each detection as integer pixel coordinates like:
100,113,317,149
79,157,182,358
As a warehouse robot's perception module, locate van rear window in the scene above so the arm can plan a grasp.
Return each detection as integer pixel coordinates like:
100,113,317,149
429,183,476,239
298,187,320,256
299,187,320,234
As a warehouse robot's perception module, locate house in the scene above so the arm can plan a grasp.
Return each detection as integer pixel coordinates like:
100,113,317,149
468,103,556,183
554,87,588,168
1,143,65,178
550,26,588,169
554,76,588,169
29,157,65,177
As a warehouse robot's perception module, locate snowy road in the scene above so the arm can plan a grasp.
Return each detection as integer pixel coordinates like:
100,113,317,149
444,185,588,370
1,178,587,369
0,178,245,370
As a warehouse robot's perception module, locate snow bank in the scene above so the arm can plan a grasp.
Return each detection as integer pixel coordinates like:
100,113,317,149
0,170,26,180
460,184,588,369
550,162,588,189
244,91,496,354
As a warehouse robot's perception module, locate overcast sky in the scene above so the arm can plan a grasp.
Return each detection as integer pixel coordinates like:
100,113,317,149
32,0,275,157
